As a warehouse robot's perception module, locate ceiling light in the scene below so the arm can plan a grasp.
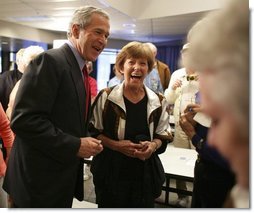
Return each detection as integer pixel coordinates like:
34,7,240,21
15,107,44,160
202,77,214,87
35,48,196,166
10,16,52,22
122,23,136,28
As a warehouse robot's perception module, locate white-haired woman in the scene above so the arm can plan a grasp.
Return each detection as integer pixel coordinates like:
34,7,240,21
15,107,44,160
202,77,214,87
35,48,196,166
6,45,44,119
185,0,249,208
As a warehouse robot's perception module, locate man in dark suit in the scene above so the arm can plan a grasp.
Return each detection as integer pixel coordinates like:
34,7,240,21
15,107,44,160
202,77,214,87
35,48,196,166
0,48,25,111
3,6,109,208
0,48,24,161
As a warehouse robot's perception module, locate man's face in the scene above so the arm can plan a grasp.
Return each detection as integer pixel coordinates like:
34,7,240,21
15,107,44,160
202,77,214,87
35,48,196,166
75,13,110,61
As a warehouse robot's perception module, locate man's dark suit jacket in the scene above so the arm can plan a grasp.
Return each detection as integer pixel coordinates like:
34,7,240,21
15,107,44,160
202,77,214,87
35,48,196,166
3,44,89,207
0,69,22,111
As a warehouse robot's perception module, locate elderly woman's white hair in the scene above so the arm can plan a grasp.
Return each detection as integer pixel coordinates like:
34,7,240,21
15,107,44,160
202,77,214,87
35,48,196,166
186,0,249,140
22,45,44,67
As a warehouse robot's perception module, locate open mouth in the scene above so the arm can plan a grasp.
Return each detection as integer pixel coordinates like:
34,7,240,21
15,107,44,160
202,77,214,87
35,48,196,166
93,46,101,53
130,73,142,79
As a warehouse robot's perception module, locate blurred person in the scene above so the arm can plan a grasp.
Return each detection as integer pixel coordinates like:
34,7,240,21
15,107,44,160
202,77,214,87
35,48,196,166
6,46,44,119
185,0,249,208
0,49,25,162
0,48,25,111
164,43,199,207
0,103,14,207
3,6,109,207
89,41,172,208
144,42,171,93
180,99,235,207
86,61,98,103
107,65,123,87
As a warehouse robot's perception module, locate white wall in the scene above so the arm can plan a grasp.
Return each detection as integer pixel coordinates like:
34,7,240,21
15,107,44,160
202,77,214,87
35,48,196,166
0,20,130,50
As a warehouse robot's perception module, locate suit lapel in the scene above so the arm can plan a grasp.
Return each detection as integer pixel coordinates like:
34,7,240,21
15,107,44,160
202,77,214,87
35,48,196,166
61,44,87,129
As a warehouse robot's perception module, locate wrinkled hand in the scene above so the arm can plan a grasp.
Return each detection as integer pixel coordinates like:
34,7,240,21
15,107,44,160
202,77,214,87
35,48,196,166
184,103,202,114
116,140,143,158
77,137,103,158
183,103,201,126
179,114,196,139
134,141,156,161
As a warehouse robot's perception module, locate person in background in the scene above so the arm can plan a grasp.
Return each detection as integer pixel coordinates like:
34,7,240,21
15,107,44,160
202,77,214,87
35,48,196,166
6,46,44,120
144,42,171,94
0,103,14,207
86,61,98,103
107,65,123,87
180,99,235,207
3,6,109,207
89,41,172,207
0,48,25,112
164,43,198,207
0,49,25,162
185,0,249,208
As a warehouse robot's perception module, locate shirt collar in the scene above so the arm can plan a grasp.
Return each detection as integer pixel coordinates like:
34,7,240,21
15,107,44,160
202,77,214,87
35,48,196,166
66,40,86,71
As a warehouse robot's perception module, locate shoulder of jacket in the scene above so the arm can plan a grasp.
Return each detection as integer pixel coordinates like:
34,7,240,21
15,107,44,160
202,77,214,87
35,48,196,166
157,60,167,67
152,91,165,104
95,86,115,101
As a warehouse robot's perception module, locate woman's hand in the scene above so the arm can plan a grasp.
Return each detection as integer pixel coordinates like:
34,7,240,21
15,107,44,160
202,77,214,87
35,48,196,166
179,113,196,139
116,140,144,158
172,79,182,90
183,103,201,126
133,140,159,161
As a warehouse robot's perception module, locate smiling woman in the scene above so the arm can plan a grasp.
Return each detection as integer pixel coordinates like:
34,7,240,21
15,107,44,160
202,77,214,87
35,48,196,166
89,41,172,208
115,42,154,104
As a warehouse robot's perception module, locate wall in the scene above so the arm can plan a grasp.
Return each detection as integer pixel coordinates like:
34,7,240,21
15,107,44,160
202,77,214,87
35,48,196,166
0,20,130,51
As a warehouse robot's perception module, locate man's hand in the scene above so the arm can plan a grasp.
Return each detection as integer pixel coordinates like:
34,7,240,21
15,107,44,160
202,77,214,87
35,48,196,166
77,137,103,158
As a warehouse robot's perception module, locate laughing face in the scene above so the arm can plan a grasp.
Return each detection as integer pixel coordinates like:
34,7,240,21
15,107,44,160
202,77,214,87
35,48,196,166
122,57,149,89
74,13,110,61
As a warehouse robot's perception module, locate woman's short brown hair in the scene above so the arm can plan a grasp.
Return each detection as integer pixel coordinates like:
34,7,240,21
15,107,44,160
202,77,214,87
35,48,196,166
115,41,154,73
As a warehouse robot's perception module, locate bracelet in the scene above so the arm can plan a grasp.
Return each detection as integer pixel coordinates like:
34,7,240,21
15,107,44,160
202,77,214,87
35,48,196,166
151,141,158,152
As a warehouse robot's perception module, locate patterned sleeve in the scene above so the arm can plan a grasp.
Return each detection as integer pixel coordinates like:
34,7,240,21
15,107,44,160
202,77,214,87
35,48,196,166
89,89,108,137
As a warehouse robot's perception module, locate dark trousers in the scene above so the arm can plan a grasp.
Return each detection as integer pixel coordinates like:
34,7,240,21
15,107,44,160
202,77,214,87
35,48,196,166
191,159,235,208
95,180,154,208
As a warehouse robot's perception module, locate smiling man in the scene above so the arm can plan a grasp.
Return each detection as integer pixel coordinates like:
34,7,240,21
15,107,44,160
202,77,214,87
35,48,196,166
3,6,110,208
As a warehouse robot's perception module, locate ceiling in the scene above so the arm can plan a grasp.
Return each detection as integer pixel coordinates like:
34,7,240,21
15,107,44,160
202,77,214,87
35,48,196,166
0,0,230,44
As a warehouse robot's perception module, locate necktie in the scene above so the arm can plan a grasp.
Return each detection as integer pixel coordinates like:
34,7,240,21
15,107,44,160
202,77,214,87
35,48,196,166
82,65,90,119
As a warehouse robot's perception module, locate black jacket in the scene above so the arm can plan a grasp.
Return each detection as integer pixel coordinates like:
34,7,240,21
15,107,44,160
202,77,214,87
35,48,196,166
3,44,89,207
0,69,22,111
